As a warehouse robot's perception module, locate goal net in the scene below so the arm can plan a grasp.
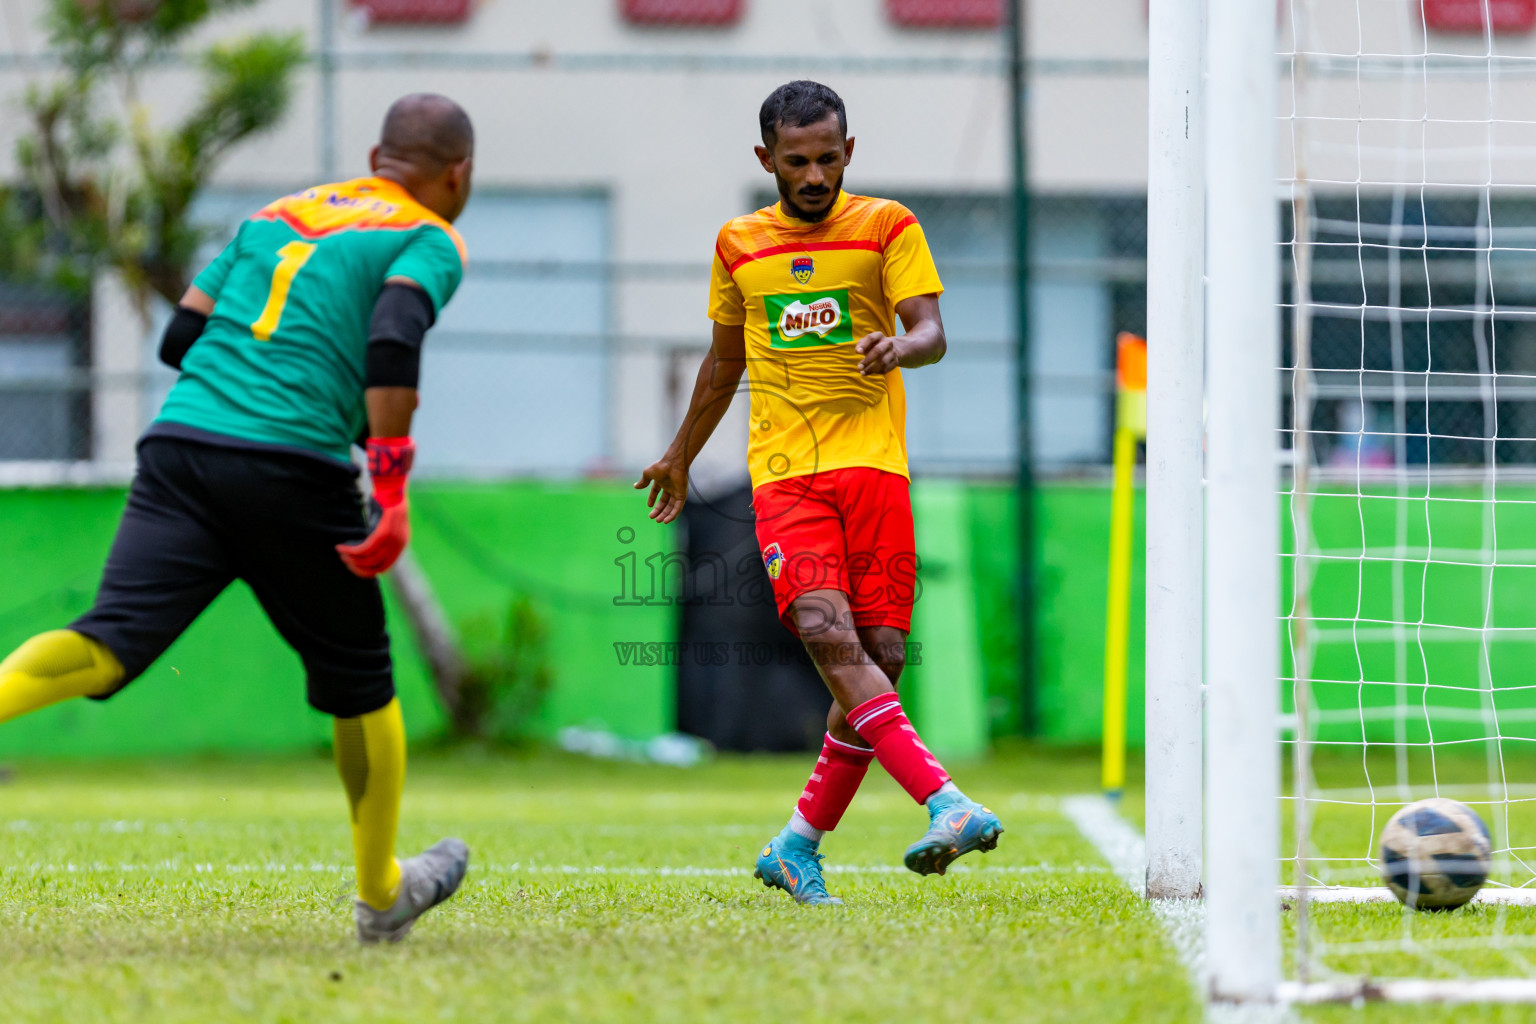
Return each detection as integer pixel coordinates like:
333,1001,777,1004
1282,0,1536,999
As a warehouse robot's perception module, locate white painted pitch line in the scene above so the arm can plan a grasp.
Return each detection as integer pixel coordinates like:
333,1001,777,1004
0,820,770,836
0,860,1108,878
1062,796,1294,1024
1280,885,1536,907
1280,979,1536,1004
1,796,1059,833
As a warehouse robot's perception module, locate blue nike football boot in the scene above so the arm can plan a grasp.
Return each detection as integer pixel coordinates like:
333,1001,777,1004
753,830,843,906
903,788,1004,876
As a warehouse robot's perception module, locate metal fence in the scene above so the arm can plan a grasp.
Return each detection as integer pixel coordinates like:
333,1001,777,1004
1286,191,1536,474
0,0,1159,479
0,193,1148,479
0,282,91,463
17,185,1530,478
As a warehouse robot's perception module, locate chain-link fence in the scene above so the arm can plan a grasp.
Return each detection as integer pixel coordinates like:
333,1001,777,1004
12,124,1530,479
0,281,90,463
0,194,1149,478
0,0,1157,479
1286,191,1536,473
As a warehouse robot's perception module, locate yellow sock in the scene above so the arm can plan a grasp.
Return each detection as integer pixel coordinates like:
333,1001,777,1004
334,697,406,911
0,630,124,726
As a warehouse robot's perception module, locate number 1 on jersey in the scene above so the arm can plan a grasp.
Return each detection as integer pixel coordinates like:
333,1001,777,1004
251,241,317,342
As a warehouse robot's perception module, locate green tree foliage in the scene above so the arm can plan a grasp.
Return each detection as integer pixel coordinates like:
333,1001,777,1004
453,594,555,743
2,0,303,306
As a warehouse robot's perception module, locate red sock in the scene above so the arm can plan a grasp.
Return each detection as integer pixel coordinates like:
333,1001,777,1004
846,692,951,804
796,733,876,832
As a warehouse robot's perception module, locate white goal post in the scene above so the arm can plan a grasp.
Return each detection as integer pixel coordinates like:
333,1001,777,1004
1202,0,1284,1003
1143,0,1207,905
1149,0,1536,1005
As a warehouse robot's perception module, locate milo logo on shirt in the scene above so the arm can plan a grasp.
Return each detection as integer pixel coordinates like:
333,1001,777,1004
766,290,853,349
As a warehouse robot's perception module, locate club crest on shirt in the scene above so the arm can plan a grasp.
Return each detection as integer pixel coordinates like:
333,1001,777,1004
763,542,785,580
791,256,815,284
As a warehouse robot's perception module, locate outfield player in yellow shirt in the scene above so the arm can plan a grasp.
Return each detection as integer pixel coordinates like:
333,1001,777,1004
637,81,1003,905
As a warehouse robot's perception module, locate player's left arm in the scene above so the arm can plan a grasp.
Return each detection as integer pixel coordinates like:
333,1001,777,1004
856,294,946,376
159,285,216,370
164,223,250,369
859,207,946,376
161,220,242,369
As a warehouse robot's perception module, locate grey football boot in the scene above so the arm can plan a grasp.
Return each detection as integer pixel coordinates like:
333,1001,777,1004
354,837,470,944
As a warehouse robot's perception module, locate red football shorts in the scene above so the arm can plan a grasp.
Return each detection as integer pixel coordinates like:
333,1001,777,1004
752,467,918,636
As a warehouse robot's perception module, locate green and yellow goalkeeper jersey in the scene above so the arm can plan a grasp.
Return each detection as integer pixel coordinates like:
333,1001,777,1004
153,177,467,463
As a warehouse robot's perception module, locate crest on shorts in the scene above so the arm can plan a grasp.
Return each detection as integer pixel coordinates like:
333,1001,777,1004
763,542,785,580
791,256,814,285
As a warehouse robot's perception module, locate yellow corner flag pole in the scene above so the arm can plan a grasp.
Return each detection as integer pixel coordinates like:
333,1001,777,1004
1103,333,1147,801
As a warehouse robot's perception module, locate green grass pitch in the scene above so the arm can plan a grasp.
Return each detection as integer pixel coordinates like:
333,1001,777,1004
0,745,1197,1023
9,744,1536,1021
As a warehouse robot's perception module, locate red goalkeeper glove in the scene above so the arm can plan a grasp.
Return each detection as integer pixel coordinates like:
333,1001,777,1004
337,437,414,578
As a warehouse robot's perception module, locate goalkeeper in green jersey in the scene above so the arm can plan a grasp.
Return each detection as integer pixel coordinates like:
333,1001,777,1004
0,94,474,943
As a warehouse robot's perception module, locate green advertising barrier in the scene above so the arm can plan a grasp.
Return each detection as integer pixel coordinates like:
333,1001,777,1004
13,478,1531,755
905,481,989,759
1280,484,1536,747
966,482,1146,746
407,482,674,741
0,483,673,757
0,477,1159,755
0,487,445,756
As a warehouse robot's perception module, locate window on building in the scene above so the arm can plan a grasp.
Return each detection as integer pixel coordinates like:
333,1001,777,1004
415,191,612,476
1287,193,1536,470
189,188,613,477
0,282,89,461
620,0,744,26
754,190,1142,473
885,0,1004,29
351,0,473,24
1422,0,1536,34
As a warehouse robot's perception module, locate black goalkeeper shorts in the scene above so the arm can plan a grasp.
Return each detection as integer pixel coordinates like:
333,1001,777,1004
71,435,394,717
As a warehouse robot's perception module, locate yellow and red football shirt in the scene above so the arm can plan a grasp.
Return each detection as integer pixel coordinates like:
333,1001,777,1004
708,192,943,489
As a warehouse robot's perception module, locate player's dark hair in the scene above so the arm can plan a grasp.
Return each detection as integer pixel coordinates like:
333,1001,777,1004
378,93,474,171
759,80,847,147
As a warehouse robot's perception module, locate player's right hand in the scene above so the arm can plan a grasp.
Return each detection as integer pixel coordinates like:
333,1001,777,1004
635,454,688,525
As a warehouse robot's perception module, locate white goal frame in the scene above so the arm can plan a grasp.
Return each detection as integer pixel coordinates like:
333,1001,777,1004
1200,0,1283,1003
1146,0,1536,1006
1144,0,1207,906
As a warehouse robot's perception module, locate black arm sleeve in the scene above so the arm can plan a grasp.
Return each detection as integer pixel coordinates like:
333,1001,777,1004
159,306,209,370
365,283,436,389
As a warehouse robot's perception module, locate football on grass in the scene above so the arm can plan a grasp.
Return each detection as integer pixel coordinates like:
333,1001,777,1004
1380,798,1491,911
